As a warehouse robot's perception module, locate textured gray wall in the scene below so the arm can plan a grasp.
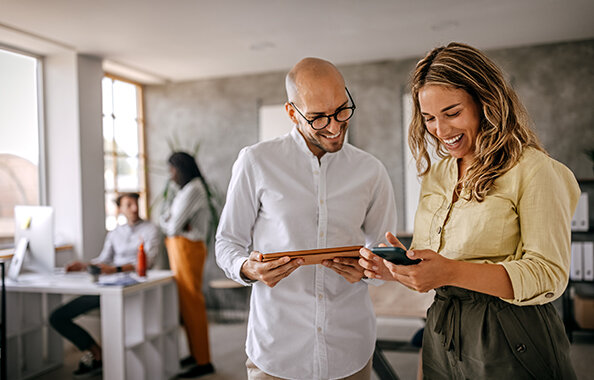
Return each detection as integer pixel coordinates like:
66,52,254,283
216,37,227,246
145,39,594,308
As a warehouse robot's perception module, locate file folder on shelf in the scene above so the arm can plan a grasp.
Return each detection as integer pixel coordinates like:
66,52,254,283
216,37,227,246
571,193,589,232
583,242,594,282
570,242,583,281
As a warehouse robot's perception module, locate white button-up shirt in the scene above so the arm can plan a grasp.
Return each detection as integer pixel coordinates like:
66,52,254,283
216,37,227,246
216,127,397,380
92,219,161,268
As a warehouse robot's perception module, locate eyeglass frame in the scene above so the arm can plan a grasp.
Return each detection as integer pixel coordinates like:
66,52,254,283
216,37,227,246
289,87,356,130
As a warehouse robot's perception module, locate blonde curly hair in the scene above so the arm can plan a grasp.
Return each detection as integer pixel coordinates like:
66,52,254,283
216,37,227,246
409,42,545,202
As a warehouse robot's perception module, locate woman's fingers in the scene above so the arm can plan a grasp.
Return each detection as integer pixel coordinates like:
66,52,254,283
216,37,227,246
385,232,407,250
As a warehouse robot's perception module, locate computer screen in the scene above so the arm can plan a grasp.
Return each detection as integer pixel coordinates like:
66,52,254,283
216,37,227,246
14,205,55,273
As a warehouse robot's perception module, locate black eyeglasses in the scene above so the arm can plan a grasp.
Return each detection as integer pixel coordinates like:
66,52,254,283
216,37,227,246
290,87,356,130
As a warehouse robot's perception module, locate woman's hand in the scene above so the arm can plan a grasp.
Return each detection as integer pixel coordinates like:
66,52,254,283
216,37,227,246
359,232,408,281
359,231,456,292
384,248,454,293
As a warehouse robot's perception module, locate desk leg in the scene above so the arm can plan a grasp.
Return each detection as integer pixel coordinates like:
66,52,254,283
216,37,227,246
100,293,125,380
372,341,399,380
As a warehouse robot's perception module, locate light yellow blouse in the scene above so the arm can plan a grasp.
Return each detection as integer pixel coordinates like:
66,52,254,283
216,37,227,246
411,148,580,306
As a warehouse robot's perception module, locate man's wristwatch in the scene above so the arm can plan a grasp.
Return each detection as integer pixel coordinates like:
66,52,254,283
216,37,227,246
116,266,123,273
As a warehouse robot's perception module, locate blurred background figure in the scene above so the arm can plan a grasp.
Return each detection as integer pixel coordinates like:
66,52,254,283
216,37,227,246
50,192,161,379
160,151,214,378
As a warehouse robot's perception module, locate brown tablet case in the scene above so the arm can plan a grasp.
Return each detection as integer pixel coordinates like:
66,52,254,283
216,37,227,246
262,245,363,265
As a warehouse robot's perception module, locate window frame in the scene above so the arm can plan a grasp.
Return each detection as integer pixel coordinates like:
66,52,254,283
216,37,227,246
102,73,149,229
0,43,46,205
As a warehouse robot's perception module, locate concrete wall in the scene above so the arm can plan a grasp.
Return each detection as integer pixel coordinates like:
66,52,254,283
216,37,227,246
145,39,594,308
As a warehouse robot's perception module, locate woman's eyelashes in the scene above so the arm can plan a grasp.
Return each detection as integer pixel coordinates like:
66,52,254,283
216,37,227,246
446,110,461,118
422,109,461,123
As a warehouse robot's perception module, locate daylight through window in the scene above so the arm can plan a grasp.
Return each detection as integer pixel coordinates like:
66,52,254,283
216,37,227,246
102,75,147,230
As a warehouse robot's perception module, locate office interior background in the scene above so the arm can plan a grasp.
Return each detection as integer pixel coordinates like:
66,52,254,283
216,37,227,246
1,0,594,379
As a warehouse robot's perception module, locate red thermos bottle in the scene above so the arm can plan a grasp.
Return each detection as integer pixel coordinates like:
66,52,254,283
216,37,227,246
137,242,146,277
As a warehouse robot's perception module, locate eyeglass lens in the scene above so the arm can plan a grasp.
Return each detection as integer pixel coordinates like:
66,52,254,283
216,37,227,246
311,108,354,130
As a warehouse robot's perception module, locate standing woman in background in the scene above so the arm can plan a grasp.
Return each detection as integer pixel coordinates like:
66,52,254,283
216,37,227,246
360,42,579,379
160,151,214,378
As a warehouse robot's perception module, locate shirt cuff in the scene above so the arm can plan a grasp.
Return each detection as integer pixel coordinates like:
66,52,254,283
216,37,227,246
498,262,559,305
233,257,256,286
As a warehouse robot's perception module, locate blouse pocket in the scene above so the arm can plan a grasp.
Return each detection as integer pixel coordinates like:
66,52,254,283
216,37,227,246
445,196,516,259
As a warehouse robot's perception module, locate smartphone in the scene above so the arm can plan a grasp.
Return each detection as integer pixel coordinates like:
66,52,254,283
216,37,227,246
371,246,421,265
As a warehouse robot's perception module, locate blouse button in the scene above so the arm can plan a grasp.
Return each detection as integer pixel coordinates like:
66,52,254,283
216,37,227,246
545,292,554,298
437,227,442,234
515,344,527,353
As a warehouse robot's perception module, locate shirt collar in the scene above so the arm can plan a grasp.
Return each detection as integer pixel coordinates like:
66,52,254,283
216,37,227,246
289,125,342,164
125,219,145,230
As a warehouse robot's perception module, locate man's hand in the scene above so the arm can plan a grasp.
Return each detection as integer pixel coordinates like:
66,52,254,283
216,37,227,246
241,251,303,288
322,257,365,283
65,261,87,272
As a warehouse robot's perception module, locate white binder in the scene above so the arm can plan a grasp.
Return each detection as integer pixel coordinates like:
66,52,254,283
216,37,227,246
571,193,589,232
583,242,594,281
570,242,583,281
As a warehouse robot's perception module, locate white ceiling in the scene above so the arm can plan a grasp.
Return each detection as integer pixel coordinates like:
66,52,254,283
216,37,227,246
1,0,593,84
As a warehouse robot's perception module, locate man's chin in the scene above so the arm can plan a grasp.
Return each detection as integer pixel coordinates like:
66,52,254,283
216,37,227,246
323,141,344,153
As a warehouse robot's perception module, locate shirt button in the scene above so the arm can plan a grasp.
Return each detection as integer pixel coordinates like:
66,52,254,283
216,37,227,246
545,292,554,298
515,344,526,353
320,199,324,205
318,294,323,300
317,327,322,332
320,232,324,237
437,227,442,234
314,170,319,175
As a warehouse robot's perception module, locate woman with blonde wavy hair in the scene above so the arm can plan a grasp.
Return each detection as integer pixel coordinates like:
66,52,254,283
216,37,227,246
360,42,579,379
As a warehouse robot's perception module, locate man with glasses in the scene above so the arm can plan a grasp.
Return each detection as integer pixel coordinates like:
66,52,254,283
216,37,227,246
216,57,397,380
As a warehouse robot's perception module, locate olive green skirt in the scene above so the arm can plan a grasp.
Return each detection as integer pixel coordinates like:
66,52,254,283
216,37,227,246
422,286,576,380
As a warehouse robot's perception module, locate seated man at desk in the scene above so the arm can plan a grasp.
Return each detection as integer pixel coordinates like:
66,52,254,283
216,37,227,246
49,192,161,378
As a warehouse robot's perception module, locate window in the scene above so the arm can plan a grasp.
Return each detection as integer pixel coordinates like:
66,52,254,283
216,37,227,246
102,75,147,230
0,47,42,245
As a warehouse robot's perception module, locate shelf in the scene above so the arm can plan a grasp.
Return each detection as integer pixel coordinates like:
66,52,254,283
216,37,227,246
6,270,179,380
125,346,146,380
571,230,594,241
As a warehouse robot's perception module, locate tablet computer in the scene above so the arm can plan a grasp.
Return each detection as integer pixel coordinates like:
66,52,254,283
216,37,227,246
262,245,363,265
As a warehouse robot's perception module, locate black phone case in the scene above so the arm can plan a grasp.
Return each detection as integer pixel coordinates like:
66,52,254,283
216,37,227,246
371,246,421,265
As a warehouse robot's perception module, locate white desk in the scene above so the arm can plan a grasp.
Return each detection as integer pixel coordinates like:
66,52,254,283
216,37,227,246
5,270,180,380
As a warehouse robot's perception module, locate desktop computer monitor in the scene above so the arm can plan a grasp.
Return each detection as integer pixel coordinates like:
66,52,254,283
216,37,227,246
13,205,55,273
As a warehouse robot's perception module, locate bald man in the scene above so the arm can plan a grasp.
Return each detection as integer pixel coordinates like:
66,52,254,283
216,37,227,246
216,58,397,380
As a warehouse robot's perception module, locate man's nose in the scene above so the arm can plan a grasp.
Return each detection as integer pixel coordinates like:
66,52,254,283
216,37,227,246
325,117,342,134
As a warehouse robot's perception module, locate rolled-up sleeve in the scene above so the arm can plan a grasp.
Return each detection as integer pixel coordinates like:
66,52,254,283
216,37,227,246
500,160,580,305
215,148,260,286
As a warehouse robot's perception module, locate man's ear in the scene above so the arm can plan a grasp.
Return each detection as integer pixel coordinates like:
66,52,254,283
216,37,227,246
285,102,299,124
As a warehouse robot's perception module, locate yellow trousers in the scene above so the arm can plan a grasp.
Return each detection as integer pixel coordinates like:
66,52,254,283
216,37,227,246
165,236,211,365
